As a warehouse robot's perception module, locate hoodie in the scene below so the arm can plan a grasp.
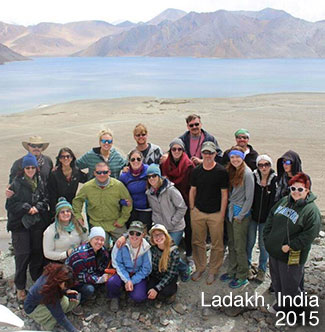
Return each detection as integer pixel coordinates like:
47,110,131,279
263,192,321,265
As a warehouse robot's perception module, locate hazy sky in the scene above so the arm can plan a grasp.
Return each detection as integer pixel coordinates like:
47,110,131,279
2,0,325,25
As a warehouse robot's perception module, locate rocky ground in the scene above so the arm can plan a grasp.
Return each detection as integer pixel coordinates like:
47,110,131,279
1,221,324,332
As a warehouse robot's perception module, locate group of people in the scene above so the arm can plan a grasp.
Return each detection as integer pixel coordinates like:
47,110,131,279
4,114,321,331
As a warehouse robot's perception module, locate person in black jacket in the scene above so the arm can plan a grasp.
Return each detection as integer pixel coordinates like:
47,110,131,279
6,153,49,302
48,148,87,220
246,154,277,283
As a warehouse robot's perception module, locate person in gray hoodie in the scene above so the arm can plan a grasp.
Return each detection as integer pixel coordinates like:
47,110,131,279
220,146,254,289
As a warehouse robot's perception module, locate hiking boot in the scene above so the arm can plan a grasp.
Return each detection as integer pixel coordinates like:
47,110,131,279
206,273,216,285
229,278,249,289
72,305,83,316
255,270,265,283
180,265,192,282
191,270,204,281
110,298,119,312
165,293,176,305
220,273,234,282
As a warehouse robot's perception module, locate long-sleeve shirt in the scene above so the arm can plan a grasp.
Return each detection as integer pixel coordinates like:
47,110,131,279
24,275,78,332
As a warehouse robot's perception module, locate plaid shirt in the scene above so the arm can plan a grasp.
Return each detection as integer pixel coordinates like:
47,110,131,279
150,245,179,292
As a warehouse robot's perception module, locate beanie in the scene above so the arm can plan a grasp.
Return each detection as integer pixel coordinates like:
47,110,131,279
169,138,185,151
55,197,72,215
146,164,162,178
256,154,273,168
88,226,106,241
22,153,38,168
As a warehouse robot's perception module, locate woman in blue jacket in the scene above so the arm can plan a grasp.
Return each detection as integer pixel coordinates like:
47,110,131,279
119,149,152,230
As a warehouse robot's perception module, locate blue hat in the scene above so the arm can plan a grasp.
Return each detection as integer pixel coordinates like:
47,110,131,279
146,164,162,178
22,153,38,168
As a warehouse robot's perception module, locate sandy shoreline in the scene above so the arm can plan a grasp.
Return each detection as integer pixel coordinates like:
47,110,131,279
0,93,324,218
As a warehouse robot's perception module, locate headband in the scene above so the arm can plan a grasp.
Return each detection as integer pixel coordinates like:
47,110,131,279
228,150,245,160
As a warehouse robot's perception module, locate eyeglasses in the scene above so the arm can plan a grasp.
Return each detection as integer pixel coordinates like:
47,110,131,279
152,232,164,239
258,163,271,168
202,150,214,155
28,143,43,148
147,174,158,179
188,122,200,128
59,209,71,214
290,186,305,192
130,157,142,162
171,147,183,152
25,166,36,170
101,139,113,144
236,136,249,140
135,133,147,137
129,231,142,237
59,155,71,160
283,160,292,165
95,170,109,175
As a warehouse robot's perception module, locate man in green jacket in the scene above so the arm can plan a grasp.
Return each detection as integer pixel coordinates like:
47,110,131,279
73,162,132,245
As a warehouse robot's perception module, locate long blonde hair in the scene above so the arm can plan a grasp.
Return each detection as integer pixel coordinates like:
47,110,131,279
150,231,173,272
226,146,246,190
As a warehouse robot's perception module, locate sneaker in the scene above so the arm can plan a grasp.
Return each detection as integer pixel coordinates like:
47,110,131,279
180,266,192,282
186,256,195,268
110,298,119,312
229,278,249,289
72,305,83,316
191,270,204,281
247,268,256,280
268,283,275,293
267,300,278,315
255,270,265,283
220,273,234,282
206,273,216,285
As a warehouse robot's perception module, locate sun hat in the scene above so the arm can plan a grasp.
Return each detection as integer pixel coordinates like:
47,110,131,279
22,136,49,151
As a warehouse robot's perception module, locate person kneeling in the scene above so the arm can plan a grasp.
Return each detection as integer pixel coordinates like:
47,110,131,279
24,263,80,332
107,221,152,312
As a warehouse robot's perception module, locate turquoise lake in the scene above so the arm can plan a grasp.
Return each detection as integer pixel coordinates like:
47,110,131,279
1,57,325,114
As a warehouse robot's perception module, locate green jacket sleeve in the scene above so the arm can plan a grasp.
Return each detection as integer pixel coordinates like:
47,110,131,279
72,186,87,220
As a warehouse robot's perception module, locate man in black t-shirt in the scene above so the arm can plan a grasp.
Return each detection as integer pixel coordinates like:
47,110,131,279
189,141,229,285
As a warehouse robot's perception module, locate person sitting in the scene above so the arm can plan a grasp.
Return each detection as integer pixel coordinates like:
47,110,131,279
107,221,152,312
43,197,87,263
65,226,110,303
24,263,81,332
147,224,180,304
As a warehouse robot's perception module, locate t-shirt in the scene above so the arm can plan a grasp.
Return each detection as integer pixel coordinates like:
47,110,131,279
191,163,229,213
189,133,204,158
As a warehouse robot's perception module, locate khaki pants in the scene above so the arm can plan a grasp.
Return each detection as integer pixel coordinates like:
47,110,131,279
191,207,224,274
28,295,79,331
226,216,250,280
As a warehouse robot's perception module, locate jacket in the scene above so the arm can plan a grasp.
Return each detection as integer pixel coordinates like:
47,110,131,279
179,128,222,159
76,147,126,180
6,174,49,232
141,143,163,165
275,150,303,202
119,164,149,210
221,144,259,171
48,166,87,218
65,242,110,285
251,169,277,223
111,238,152,284
72,178,132,232
263,193,321,265
146,178,186,232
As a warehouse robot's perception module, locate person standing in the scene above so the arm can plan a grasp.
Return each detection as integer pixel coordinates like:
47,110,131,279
179,114,222,166
189,141,229,285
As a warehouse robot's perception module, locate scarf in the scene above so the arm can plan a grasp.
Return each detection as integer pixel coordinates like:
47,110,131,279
130,164,144,177
25,176,38,193
54,219,76,239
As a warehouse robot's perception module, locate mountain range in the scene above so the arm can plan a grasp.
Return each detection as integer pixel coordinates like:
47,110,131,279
1,8,325,63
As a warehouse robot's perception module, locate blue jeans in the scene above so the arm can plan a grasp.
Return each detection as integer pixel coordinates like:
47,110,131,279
169,231,188,274
75,284,95,303
246,220,268,272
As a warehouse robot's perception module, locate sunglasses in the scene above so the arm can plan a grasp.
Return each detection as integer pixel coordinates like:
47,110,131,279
202,150,214,155
171,147,183,152
59,155,71,160
59,209,71,214
283,160,292,165
258,163,271,168
95,170,109,175
101,139,113,144
130,157,142,162
147,174,158,179
135,133,147,137
290,186,305,193
189,122,200,128
129,231,142,237
28,143,43,148
25,166,36,170
236,136,249,140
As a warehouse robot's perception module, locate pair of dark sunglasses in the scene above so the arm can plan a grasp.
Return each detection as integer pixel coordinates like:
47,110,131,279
130,157,142,162
28,143,43,148
129,231,142,237
95,170,109,175
188,122,200,128
25,166,36,170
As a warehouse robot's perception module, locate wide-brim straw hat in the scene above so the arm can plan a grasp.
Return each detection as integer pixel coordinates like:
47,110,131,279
22,136,49,151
